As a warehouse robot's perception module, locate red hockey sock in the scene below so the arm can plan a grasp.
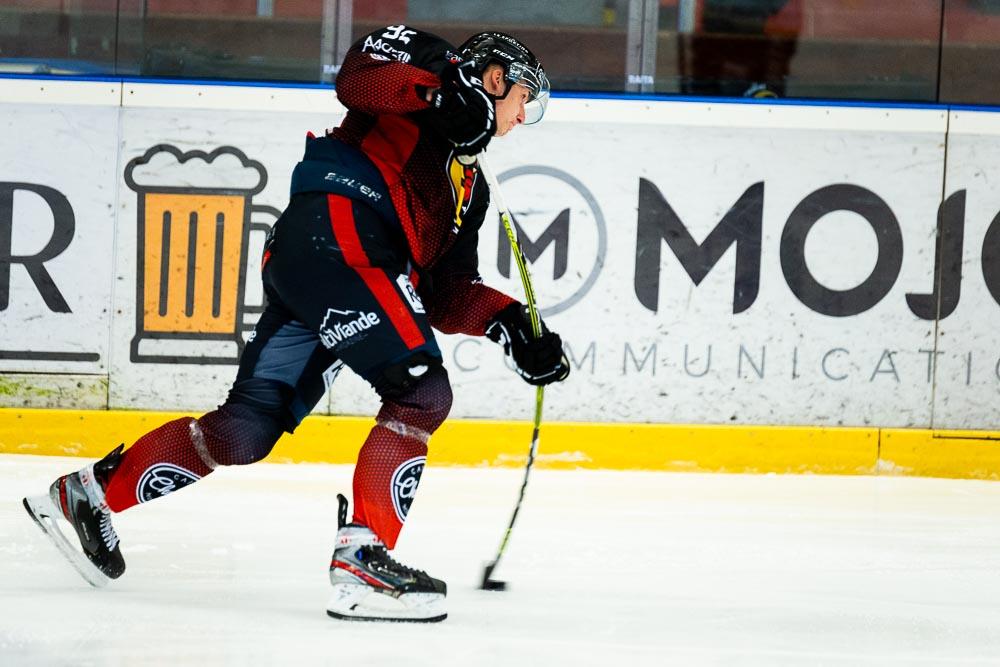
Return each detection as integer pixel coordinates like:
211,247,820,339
352,424,427,549
104,417,216,513
351,368,452,548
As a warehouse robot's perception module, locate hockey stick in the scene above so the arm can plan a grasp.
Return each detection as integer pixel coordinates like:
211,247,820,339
477,154,545,592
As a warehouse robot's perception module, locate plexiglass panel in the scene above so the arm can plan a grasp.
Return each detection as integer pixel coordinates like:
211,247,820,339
351,0,631,92
0,0,119,76
939,0,1000,105
2,0,999,107
657,0,941,102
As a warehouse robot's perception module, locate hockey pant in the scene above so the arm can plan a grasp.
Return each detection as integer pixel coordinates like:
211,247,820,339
103,193,451,548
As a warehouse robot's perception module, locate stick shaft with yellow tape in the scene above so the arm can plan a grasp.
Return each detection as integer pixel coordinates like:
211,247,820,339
477,155,545,591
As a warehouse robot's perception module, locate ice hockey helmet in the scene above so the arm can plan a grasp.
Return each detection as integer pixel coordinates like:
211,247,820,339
458,31,550,124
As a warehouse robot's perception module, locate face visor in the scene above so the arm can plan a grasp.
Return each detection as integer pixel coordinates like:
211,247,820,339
505,60,550,125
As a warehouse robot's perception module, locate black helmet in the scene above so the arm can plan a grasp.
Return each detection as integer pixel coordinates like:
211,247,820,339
458,31,550,125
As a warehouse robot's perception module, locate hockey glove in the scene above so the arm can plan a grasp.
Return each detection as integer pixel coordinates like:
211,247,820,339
485,303,570,386
426,61,496,156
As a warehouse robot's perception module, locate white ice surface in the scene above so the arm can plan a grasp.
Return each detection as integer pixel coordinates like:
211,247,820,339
3,455,1000,666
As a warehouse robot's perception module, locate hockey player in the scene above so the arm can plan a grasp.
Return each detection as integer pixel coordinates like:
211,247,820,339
22,26,569,623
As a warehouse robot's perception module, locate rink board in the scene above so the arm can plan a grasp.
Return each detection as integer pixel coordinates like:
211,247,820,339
2,78,1000,479
1,407,999,480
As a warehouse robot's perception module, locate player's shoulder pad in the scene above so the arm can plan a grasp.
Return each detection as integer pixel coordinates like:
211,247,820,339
354,24,461,73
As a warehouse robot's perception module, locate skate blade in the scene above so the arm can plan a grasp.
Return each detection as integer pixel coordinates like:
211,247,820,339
22,494,111,589
326,583,446,623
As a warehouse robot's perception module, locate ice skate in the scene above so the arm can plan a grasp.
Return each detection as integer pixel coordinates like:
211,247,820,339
22,445,126,587
327,494,446,623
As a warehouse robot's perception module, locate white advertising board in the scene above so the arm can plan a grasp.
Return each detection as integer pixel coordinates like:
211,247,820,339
0,101,119,374
934,111,1000,429
108,106,343,413
2,81,997,430
452,101,950,427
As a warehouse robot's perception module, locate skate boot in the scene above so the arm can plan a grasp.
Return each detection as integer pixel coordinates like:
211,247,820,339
326,494,446,623
23,445,126,587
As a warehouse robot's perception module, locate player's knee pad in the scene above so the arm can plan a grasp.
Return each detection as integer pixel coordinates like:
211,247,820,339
377,363,453,437
195,402,285,467
372,351,445,400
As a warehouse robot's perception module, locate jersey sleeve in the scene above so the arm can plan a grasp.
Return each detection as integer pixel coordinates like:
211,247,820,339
334,25,452,115
423,224,516,337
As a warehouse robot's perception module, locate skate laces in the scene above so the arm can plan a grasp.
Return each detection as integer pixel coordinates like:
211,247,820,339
366,546,428,579
98,512,119,551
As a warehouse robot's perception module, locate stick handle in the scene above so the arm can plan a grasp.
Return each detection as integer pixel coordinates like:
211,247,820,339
477,156,542,338
477,153,546,583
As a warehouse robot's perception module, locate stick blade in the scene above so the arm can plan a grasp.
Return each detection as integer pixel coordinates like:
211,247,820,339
481,578,507,591
479,562,508,591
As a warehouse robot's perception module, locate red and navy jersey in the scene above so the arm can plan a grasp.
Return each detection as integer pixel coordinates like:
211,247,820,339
329,25,514,336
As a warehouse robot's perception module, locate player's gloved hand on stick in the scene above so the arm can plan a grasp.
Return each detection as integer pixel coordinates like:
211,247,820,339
425,61,496,156
486,303,570,386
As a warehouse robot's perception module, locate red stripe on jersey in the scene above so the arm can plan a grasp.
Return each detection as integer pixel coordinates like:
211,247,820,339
327,195,426,351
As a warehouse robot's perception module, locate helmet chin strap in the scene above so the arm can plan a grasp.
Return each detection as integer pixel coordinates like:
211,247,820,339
480,64,514,101
495,78,515,100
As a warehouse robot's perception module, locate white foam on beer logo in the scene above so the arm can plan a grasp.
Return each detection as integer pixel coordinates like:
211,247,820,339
127,146,265,192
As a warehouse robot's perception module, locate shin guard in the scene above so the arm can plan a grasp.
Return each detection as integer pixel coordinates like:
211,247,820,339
104,418,216,513
352,427,428,550
352,368,452,548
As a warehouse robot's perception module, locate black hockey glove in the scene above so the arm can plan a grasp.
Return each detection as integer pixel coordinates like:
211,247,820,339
426,61,496,156
485,303,570,387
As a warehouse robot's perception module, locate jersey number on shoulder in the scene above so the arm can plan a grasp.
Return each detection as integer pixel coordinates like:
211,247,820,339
383,25,417,44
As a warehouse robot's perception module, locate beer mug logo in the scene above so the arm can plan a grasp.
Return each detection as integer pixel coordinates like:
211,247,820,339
124,145,279,364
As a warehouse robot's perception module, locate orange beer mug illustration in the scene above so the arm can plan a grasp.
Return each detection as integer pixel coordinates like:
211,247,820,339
125,145,279,364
